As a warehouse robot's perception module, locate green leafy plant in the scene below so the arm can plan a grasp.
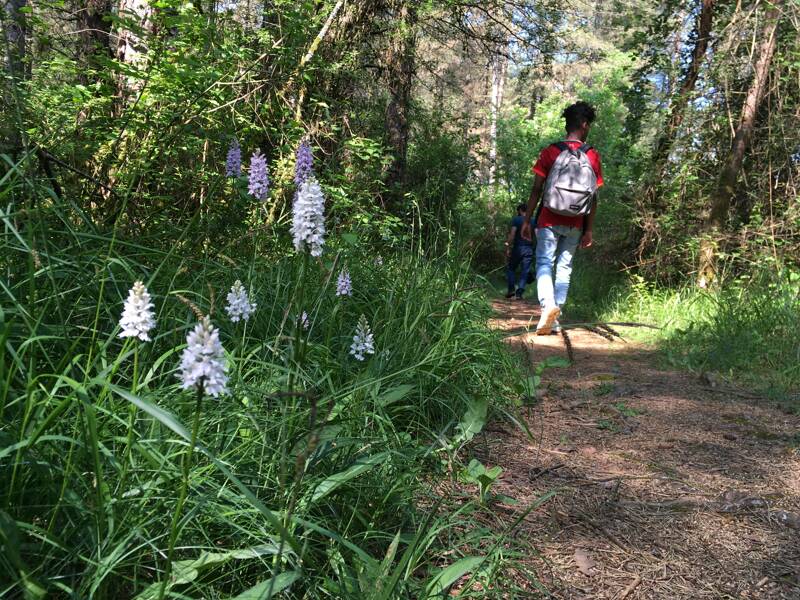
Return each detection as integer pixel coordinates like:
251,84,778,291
596,419,618,432
613,402,642,417
521,355,571,405
594,382,614,397
461,459,504,505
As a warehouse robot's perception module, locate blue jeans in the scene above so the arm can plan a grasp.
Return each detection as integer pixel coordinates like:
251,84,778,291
506,244,533,293
535,225,582,307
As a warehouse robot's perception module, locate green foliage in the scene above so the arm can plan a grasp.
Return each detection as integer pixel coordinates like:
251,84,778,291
593,382,614,397
613,402,642,418
406,107,477,247
596,418,617,432
628,1,800,279
460,459,503,505
0,178,524,597
494,105,538,203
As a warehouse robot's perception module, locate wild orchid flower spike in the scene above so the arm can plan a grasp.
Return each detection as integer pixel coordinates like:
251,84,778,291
225,280,256,322
247,149,270,201
178,316,229,397
336,268,352,297
226,138,241,177
349,315,375,361
294,139,314,187
119,281,156,342
291,176,326,256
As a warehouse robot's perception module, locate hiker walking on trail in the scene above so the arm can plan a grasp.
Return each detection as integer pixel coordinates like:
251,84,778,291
504,203,536,299
520,101,603,335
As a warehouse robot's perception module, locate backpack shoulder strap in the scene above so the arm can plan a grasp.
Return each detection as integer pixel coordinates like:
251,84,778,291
534,142,567,227
555,141,592,155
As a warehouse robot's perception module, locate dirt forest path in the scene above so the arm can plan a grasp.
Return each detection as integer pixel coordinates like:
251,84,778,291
480,298,800,599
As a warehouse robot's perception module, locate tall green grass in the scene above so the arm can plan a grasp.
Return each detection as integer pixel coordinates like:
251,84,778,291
0,187,529,597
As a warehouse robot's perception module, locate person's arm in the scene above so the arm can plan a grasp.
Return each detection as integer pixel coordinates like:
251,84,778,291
581,193,598,248
520,174,545,241
505,226,517,257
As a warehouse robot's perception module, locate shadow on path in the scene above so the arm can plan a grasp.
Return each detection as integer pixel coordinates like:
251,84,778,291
472,297,800,599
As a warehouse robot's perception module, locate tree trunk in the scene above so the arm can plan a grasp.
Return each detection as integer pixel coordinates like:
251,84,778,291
487,46,507,191
528,89,541,121
485,43,507,239
77,0,112,82
2,0,27,158
2,0,25,76
384,0,417,204
697,1,781,287
115,0,154,109
651,0,715,176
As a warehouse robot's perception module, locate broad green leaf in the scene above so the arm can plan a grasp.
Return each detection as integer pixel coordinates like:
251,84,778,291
378,384,414,407
525,375,541,390
425,556,485,597
229,571,300,600
465,459,484,479
310,452,389,503
454,397,487,444
135,554,227,600
135,546,286,600
485,466,502,480
108,385,190,440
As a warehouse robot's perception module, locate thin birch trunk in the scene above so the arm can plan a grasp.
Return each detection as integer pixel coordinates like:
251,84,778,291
291,0,346,120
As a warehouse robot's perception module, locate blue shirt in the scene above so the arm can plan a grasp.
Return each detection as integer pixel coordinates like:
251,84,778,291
510,215,534,247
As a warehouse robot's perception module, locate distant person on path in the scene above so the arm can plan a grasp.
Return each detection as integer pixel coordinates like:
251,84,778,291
520,101,603,335
504,203,535,299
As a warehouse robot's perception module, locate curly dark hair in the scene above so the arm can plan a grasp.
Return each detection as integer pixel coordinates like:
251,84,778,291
563,101,596,132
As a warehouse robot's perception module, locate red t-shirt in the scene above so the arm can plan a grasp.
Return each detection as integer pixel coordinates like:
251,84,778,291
532,140,604,229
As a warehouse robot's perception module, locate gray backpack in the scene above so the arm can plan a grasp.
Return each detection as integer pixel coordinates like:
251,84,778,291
541,142,597,217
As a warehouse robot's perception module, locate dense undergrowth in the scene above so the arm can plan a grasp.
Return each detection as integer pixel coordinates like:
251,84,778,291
0,180,532,597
